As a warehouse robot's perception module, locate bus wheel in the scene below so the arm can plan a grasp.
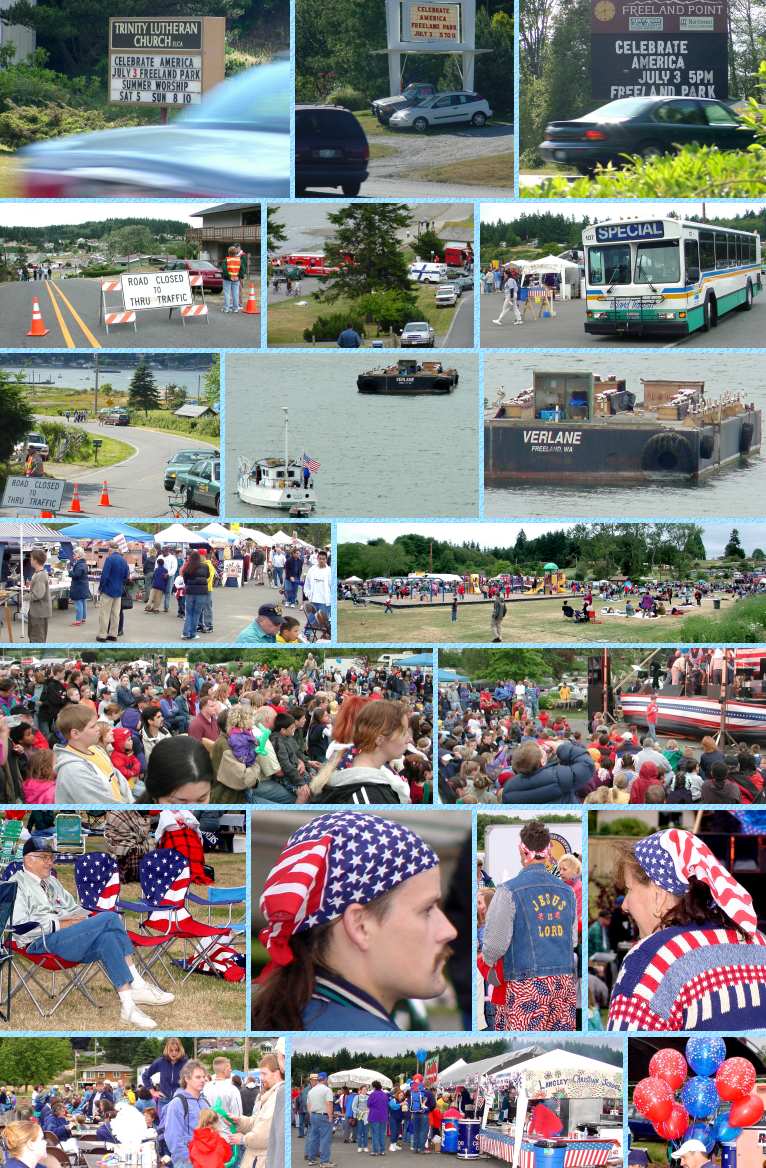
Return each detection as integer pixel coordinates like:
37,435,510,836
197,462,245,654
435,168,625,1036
740,281,754,311
702,294,715,331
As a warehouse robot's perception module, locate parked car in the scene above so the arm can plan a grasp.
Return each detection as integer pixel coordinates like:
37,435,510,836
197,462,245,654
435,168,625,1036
400,321,435,347
19,432,49,460
19,61,290,197
371,82,437,125
175,456,221,513
539,96,757,173
389,91,492,131
99,408,130,426
164,449,216,493
163,258,223,293
451,271,475,292
295,105,369,196
435,284,459,307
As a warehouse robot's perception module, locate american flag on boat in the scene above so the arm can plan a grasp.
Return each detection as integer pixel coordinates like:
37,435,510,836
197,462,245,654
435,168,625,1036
302,452,321,474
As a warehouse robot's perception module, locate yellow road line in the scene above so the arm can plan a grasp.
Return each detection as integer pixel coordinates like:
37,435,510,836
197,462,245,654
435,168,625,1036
48,280,102,349
43,281,75,349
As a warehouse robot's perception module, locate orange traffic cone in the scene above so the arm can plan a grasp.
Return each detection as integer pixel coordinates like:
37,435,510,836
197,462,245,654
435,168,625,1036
243,283,260,315
68,484,82,514
99,480,111,507
40,510,54,519
27,296,49,337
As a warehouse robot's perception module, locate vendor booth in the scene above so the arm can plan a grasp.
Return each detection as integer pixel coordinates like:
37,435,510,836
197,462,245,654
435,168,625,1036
327,1068,394,1090
470,1049,622,1168
517,256,582,300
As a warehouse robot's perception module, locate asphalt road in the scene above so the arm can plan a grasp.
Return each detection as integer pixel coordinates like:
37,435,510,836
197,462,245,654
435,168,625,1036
479,289,766,348
2,416,218,519
0,279,262,349
17,578,312,645
442,291,474,346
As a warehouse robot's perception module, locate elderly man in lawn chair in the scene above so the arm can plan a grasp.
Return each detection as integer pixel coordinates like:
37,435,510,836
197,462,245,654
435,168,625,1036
7,834,174,1029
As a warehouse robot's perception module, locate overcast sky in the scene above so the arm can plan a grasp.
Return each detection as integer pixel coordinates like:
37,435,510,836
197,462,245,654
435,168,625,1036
338,522,766,559
292,1035,623,1057
0,201,204,227
481,201,766,223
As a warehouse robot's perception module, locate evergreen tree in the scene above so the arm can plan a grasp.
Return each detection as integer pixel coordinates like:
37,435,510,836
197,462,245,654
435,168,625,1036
128,360,160,417
321,205,413,300
202,358,220,406
0,375,35,463
267,207,287,256
724,528,747,559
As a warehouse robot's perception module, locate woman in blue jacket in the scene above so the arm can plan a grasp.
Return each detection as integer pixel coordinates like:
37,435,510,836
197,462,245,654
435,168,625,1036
141,1037,188,1110
68,547,90,626
501,739,595,805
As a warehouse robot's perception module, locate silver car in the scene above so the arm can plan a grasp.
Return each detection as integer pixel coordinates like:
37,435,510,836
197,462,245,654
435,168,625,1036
389,91,492,132
400,321,435,347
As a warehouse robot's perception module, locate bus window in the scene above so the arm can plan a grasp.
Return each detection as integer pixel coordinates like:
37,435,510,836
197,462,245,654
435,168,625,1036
634,240,680,284
714,231,729,269
684,239,701,283
699,230,715,271
587,244,630,285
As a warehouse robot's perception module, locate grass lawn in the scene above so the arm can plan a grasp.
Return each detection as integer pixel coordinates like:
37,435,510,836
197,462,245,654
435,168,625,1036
11,435,136,478
7,831,246,1032
412,154,513,187
338,594,741,644
368,142,399,159
267,283,455,345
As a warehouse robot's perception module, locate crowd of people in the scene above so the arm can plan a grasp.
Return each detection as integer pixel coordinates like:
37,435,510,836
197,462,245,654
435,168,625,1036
292,1073,468,1163
438,673,764,805
22,537,332,645
0,656,433,805
0,1040,284,1168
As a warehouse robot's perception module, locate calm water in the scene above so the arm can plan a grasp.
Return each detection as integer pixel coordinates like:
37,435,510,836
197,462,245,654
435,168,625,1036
2,364,210,395
225,352,479,517
483,351,766,519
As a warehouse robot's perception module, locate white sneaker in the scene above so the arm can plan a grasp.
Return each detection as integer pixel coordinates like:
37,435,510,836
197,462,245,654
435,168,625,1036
119,1001,157,1029
514,320,524,325
491,319,503,325
131,983,174,1006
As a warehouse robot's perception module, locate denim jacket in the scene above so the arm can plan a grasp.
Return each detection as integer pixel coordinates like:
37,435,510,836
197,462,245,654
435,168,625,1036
483,864,576,981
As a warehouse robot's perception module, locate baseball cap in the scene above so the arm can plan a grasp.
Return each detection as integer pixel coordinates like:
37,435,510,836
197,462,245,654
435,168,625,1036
317,1072,328,1081
258,604,282,623
23,835,56,857
671,1140,707,1159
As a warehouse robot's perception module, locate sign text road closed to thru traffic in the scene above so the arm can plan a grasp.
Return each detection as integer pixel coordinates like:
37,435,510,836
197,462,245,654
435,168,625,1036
1,477,66,513
121,271,193,311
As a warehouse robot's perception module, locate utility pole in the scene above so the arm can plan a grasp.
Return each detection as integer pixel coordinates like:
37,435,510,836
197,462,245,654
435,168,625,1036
93,353,100,417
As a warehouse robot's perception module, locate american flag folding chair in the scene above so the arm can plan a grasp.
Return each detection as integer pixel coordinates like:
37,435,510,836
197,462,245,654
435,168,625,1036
73,851,171,989
134,848,244,983
0,894,104,1021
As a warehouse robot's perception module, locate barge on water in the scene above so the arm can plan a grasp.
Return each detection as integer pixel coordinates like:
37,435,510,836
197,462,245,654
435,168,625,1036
484,370,762,485
357,359,459,395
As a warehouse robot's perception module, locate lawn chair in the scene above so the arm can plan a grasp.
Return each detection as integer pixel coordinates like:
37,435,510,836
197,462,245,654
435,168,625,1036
54,813,86,857
0,815,24,868
186,884,246,935
73,852,171,990
0,882,16,1021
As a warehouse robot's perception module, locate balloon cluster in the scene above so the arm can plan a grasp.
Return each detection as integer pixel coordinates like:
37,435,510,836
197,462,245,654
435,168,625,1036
633,1039,764,1153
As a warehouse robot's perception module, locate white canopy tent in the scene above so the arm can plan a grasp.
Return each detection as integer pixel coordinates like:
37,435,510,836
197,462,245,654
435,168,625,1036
517,255,581,298
487,1049,622,1168
438,1047,539,1089
327,1068,394,1090
153,523,209,544
270,529,316,548
198,522,238,544
235,528,276,546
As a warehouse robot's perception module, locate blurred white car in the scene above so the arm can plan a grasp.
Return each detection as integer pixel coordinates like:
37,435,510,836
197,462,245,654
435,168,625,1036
400,321,435,347
435,284,459,307
390,91,492,131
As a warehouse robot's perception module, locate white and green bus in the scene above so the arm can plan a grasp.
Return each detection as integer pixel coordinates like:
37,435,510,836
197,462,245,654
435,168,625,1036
583,217,762,337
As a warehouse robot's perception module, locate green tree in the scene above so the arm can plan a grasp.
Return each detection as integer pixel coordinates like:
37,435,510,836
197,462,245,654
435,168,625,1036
0,1038,72,1087
202,358,220,406
128,360,160,416
321,204,413,300
752,547,766,561
0,375,35,462
163,383,187,410
412,228,445,261
724,528,747,559
105,224,155,258
266,207,287,256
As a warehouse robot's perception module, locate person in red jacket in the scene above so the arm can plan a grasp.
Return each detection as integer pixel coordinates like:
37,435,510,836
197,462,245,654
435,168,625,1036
629,760,664,804
111,726,142,782
189,1109,237,1168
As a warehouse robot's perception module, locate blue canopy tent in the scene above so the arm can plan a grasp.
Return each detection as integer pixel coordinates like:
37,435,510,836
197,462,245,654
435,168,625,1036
438,668,470,683
56,520,156,541
390,652,433,667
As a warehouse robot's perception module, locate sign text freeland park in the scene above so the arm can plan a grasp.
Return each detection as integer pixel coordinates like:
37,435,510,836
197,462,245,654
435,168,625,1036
109,16,225,106
591,0,728,100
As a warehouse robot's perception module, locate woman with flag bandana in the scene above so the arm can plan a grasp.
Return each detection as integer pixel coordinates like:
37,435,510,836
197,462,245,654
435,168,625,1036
251,811,457,1031
607,827,766,1031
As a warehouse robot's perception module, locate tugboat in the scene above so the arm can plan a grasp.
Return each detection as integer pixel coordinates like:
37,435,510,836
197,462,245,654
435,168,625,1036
237,408,317,516
485,370,762,484
357,359,459,395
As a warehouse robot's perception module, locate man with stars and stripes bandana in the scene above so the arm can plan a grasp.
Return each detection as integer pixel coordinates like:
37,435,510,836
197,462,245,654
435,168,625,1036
251,811,457,1032
607,828,766,1031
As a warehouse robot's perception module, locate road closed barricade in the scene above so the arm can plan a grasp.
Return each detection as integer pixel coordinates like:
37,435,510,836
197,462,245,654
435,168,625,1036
99,270,208,331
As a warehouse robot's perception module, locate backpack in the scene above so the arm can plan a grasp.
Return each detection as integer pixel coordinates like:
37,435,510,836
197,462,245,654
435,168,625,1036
157,1093,189,1161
